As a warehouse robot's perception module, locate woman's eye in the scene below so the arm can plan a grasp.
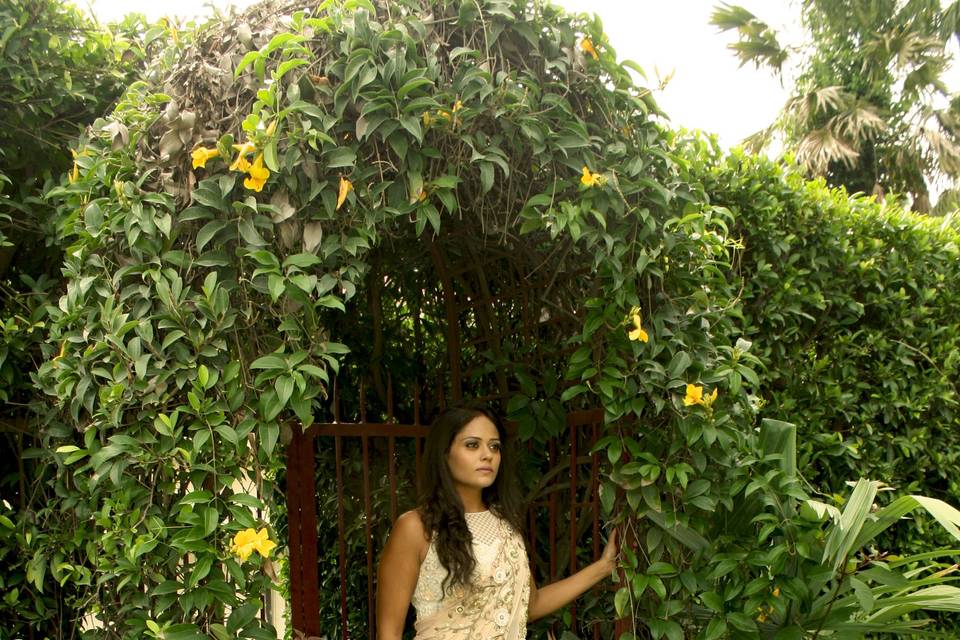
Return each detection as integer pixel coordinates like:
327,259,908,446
491,444,501,452
466,442,478,448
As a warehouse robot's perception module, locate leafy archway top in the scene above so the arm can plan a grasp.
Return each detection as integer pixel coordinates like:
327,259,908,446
44,0,707,426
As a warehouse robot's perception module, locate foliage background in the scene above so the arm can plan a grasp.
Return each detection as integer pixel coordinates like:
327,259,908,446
1,0,959,639
0,0,153,635
713,0,960,212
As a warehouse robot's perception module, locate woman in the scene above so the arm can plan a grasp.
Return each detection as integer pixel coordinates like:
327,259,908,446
376,405,618,640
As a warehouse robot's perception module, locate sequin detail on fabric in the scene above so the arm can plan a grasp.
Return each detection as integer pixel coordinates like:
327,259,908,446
411,511,530,639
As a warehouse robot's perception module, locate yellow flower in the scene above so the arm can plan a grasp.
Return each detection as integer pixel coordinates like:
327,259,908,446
417,189,428,203
452,100,463,112
191,146,220,170
438,109,452,122
627,312,648,343
230,527,276,562
230,140,256,172
423,111,432,127
580,37,599,61
705,387,719,408
684,384,703,407
337,176,353,210
581,166,604,187
265,119,277,137
684,384,719,408
69,149,80,184
253,529,276,557
773,587,781,598
243,154,270,192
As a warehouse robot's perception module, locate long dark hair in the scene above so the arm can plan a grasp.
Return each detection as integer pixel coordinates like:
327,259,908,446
418,404,527,594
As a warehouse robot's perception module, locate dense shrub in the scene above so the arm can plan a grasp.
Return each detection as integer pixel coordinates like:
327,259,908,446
698,146,960,503
0,2,152,637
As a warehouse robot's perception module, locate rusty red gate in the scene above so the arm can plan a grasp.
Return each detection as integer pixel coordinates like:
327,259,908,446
286,395,627,639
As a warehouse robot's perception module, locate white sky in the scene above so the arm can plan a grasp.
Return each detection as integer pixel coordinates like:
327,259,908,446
82,0,802,149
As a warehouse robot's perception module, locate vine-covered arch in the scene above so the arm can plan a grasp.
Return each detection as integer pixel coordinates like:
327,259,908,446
40,0,747,638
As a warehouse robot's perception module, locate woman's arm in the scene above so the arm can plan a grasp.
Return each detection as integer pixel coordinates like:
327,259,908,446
376,510,428,640
527,528,618,622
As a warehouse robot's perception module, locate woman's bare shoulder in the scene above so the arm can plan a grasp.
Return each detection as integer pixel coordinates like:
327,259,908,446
391,509,430,548
390,509,429,560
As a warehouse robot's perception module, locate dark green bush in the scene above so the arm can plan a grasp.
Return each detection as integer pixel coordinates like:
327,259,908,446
699,146,960,503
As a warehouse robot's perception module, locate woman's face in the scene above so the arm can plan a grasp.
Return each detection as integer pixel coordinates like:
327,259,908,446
446,414,502,495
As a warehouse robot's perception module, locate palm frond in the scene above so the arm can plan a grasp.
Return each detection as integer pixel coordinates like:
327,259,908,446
904,61,949,97
709,3,757,31
796,126,859,174
710,3,787,72
741,125,776,154
833,100,888,141
785,86,851,124
924,126,960,176
895,32,946,69
941,1,960,41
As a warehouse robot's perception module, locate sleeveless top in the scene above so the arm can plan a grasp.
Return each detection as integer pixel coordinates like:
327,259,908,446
410,510,531,640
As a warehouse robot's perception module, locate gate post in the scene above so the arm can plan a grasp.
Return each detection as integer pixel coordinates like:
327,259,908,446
286,425,321,637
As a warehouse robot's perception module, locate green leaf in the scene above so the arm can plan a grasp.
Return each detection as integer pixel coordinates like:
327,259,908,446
164,624,206,640
262,33,305,56
759,418,796,469
317,295,346,312
268,274,285,302
275,57,309,80
229,493,265,509
423,204,441,234
850,576,875,614
235,51,260,77
202,507,219,537
239,210,267,241
479,162,494,194
84,202,104,236
187,554,213,589
227,601,260,635
703,619,727,640
823,479,879,572
260,422,279,456
666,351,691,379
326,147,356,169
264,140,279,172
275,375,294,407
397,76,434,99
283,253,322,269
250,355,287,370
399,115,423,143
432,174,461,189
560,384,587,402
614,586,630,617
152,580,181,595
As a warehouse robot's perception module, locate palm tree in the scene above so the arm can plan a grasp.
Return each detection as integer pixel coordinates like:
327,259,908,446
712,0,960,212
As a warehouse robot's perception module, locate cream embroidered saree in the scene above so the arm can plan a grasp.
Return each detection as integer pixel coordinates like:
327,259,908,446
411,511,530,640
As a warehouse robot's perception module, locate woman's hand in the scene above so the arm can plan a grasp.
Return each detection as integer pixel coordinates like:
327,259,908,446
599,527,618,572
528,526,621,621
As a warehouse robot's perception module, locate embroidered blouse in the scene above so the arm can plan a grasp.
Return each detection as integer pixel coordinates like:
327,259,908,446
410,510,530,640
